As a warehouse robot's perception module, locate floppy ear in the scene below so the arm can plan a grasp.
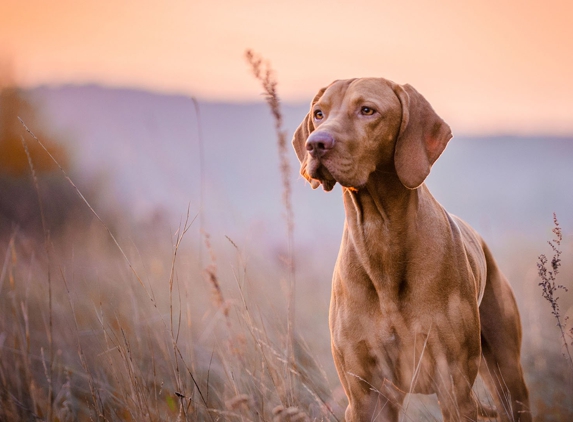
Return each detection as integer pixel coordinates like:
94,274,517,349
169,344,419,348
392,83,452,189
292,87,327,189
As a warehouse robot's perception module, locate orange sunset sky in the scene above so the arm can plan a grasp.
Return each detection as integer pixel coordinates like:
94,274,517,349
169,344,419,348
1,0,572,135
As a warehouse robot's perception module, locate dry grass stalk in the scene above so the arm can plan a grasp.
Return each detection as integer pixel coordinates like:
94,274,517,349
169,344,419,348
168,208,196,410
537,212,573,370
21,135,54,420
60,269,104,418
191,97,206,267
203,231,230,324
169,208,195,338
273,404,310,422
225,393,253,411
244,50,295,260
245,49,297,401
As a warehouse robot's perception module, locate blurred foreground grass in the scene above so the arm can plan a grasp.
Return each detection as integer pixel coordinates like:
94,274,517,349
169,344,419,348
0,206,346,421
1,196,573,421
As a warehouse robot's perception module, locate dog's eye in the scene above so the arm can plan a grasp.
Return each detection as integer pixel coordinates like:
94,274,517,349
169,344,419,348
314,110,324,120
360,106,375,116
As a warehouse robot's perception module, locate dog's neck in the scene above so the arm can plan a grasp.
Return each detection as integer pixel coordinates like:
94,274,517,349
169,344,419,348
343,171,421,231
341,171,427,286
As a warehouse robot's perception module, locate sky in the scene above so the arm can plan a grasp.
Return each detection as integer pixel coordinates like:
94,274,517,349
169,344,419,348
1,0,572,135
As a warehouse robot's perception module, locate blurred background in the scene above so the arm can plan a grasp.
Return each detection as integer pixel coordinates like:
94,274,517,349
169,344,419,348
1,1,572,420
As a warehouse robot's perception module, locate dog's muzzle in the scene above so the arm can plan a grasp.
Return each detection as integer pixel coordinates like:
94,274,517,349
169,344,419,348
306,131,335,158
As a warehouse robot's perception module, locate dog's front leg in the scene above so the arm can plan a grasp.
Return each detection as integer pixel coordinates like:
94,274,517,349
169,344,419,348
432,354,480,422
331,340,405,422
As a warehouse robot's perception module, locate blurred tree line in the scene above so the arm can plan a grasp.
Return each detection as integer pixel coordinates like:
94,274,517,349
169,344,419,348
0,71,95,238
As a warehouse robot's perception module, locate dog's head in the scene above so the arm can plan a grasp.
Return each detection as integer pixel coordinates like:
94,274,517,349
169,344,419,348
292,78,452,191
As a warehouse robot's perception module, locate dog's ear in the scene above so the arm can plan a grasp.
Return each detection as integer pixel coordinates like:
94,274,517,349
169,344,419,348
292,87,328,189
392,83,452,189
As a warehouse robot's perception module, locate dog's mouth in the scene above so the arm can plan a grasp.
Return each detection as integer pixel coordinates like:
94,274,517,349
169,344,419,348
306,157,337,192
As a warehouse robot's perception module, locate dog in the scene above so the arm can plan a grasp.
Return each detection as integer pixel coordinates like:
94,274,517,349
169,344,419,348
292,78,530,421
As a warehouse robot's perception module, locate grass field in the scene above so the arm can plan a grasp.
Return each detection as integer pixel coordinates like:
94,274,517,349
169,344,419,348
1,176,572,421
1,77,572,420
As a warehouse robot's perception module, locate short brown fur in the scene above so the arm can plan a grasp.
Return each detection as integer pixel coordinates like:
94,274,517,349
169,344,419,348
292,78,530,421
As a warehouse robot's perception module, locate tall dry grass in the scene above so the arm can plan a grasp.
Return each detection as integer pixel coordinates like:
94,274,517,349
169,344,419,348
0,198,338,421
537,213,573,370
246,49,299,407
1,117,340,421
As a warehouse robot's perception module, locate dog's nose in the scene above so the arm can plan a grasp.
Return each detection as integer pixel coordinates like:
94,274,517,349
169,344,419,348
306,132,335,158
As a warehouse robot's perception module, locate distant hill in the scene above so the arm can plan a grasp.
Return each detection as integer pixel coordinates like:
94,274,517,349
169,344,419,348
26,85,573,255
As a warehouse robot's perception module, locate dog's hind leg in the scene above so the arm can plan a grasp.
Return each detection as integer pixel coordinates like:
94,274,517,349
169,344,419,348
479,244,531,422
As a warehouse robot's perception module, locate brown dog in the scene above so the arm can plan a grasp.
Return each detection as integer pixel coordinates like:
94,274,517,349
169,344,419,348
292,78,530,421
